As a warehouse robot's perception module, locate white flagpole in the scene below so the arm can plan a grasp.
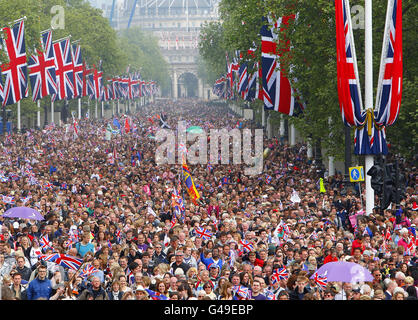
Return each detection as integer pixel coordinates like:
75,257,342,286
51,100,54,124
101,101,104,118
95,100,98,118
37,100,41,128
17,101,21,131
78,98,81,119
364,0,374,215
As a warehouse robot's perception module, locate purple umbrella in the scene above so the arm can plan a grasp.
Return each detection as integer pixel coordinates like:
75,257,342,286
311,261,373,283
3,207,44,221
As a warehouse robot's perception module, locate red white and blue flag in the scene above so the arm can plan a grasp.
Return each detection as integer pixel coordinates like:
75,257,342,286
79,263,98,279
194,227,213,240
28,30,57,102
1,20,28,106
92,65,103,100
71,43,83,98
52,38,74,101
39,234,53,251
240,239,254,253
261,16,302,116
145,289,169,300
272,267,289,281
82,61,93,97
312,272,328,290
370,0,403,154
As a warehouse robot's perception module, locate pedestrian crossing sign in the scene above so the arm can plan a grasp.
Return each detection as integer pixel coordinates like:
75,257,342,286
349,166,365,182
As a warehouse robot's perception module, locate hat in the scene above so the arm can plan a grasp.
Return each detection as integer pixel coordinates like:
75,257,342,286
344,256,353,262
208,263,219,270
352,287,361,293
400,228,409,235
134,285,147,293
363,250,372,257
174,268,185,276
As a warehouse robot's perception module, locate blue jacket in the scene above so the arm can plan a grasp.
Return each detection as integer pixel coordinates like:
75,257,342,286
200,252,223,270
27,277,52,300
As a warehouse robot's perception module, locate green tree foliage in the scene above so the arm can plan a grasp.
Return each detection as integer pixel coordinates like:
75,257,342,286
198,21,227,84
117,27,169,92
200,0,416,160
0,0,167,125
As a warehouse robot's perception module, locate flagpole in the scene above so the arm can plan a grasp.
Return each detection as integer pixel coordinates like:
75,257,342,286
101,101,104,118
78,98,81,120
37,100,41,128
17,101,21,132
364,0,374,215
95,100,98,118
51,100,54,124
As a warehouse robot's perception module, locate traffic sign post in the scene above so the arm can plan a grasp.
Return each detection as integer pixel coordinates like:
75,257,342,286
349,166,365,209
349,166,365,182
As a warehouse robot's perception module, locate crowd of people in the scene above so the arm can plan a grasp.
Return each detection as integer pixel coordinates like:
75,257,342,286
0,98,417,301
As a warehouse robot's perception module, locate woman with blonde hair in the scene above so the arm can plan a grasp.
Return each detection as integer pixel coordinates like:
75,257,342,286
186,267,198,280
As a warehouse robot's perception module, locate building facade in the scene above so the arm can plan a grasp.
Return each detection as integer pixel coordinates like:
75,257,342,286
88,0,220,99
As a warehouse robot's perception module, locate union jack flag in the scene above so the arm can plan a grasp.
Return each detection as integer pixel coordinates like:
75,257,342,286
265,290,277,300
92,65,103,100
111,77,120,100
237,62,248,97
312,272,328,290
233,285,250,300
63,238,74,249
69,228,80,242
82,61,93,97
71,43,83,98
44,253,83,270
145,289,169,300
272,267,289,281
194,227,213,240
369,0,403,154
52,38,74,101
261,16,303,116
79,263,98,278
1,20,28,106
245,62,260,102
28,30,57,102
310,230,319,240
39,234,53,251
240,239,254,253
171,187,185,221
335,0,364,128
39,253,59,262
2,195,15,204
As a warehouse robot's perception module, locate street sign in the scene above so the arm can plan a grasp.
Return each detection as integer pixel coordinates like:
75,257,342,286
349,166,365,182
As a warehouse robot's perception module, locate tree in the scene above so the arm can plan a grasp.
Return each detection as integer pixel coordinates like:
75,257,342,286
117,27,170,93
203,0,416,161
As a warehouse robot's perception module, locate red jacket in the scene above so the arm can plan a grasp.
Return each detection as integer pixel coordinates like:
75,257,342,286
351,240,365,255
323,255,338,264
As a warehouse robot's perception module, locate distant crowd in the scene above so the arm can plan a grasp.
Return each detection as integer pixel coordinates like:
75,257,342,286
0,99,417,300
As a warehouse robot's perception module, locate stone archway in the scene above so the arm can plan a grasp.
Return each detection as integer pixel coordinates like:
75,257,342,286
171,68,203,99
178,72,199,98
